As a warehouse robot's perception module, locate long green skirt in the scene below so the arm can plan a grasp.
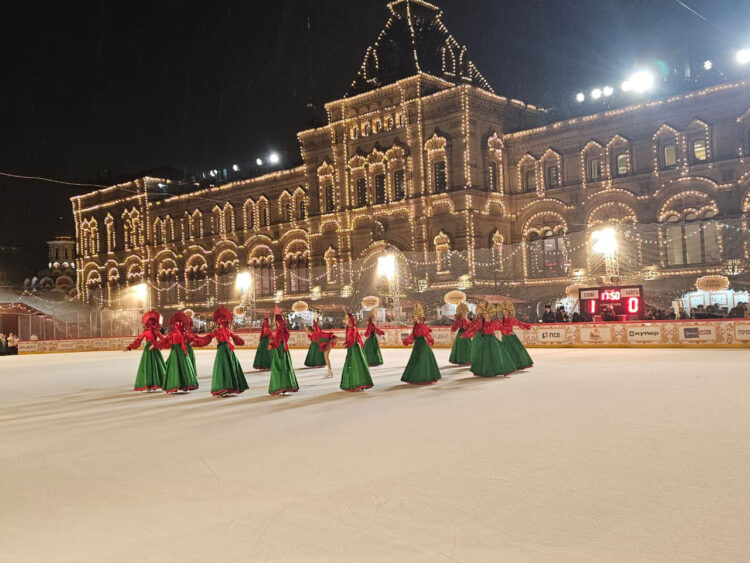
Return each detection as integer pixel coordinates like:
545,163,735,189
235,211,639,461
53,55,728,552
470,331,482,366
211,342,250,396
471,333,517,378
449,328,472,365
304,340,326,367
269,347,299,396
363,333,384,366
253,336,272,370
187,343,197,373
163,344,199,393
503,333,534,370
402,336,442,385
134,341,166,391
341,343,374,392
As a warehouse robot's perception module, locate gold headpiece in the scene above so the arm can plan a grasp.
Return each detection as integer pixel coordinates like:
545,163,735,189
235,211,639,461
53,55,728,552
476,301,496,319
413,303,425,321
456,302,469,317
368,309,376,321
497,299,516,318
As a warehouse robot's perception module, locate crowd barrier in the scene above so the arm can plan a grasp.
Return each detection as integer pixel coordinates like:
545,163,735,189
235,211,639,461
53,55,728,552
15,319,750,354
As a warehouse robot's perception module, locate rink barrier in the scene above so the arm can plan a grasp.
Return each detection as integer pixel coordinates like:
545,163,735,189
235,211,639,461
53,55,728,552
15,319,750,354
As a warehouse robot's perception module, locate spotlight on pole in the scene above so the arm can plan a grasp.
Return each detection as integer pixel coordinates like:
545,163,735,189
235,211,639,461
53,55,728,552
133,283,148,303
256,158,263,166
377,254,396,282
232,164,240,172
592,227,618,257
703,59,714,70
575,92,585,103
737,49,750,65
235,271,252,292
268,152,281,165
591,88,602,100
623,70,654,93
602,86,614,97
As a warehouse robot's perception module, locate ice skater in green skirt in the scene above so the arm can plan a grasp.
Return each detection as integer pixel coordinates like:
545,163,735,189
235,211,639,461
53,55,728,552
158,316,200,394
401,304,441,385
363,311,384,367
304,318,327,368
197,307,249,397
183,312,198,374
498,300,534,371
462,302,517,377
125,310,167,392
340,313,374,392
253,316,272,371
449,302,472,365
268,311,299,396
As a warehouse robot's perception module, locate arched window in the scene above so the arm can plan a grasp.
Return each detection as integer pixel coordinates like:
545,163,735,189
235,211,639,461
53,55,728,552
356,177,368,207
374,173,386,204
393,170,406,201
324,184,335,213
434,231,451,274
105,215,115,253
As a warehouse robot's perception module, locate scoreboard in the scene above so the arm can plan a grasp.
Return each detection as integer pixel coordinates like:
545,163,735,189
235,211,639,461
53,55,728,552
578,285,644,319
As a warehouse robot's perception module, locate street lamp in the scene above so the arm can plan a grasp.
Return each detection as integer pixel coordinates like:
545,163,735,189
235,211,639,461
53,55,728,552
592,227,619,282
235,271,255,319
377,254,399,323
377,254,396,281
268,152,281,165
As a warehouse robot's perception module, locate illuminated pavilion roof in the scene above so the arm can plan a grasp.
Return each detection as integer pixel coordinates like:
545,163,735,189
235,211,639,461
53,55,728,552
346,0,494,97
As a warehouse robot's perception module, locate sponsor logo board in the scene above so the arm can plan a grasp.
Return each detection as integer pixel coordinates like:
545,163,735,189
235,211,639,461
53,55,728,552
735,324,750,342
680,325,716,342
537,327,567,343
627,326,662,343
580,326,612,344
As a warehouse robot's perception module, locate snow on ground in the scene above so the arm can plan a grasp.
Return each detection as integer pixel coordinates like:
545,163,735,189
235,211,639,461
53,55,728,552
1,347,749,562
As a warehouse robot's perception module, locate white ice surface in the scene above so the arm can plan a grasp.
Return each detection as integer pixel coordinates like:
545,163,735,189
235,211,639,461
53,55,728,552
1,348,749,562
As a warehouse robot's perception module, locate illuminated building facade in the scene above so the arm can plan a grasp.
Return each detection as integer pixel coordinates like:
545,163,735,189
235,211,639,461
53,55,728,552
73,0,750,312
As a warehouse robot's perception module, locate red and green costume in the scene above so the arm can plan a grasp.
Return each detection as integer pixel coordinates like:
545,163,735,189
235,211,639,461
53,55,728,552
159,318,200,393
253,317,272,371
126,311,167,392
448,316,472,365
340,314,374,392
462,318,517,377
198,307,249,397
305,320,335,367
401,321,441,385
500,316,533,370
363,318,384,366
268,313,299,396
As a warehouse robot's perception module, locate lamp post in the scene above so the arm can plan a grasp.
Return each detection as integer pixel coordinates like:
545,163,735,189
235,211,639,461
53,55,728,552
377,254,399,323
235,270,255,320
591,227,620,284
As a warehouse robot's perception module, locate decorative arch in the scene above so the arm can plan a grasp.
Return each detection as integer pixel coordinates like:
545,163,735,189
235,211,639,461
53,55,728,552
586,201,638,229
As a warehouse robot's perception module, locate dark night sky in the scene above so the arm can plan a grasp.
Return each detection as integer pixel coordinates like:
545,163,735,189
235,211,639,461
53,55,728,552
0,0,748,247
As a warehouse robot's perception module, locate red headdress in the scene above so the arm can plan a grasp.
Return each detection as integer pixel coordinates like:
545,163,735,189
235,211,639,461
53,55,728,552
169,311,190,329
346,313,357,327
142,311,161,328
213,306,233,326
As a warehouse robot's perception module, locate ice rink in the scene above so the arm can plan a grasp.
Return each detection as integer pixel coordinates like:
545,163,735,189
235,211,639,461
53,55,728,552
1,347,749,562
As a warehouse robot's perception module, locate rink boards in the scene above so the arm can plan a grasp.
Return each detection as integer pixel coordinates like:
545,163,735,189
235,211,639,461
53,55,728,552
16,319,750,353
